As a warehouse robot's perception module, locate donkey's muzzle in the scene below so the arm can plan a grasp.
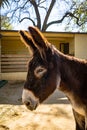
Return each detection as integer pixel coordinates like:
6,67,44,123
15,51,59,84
23,98,38,111
22,89,39,111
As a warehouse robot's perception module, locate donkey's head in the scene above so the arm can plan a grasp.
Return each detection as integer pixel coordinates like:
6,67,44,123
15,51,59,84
19,27,61,110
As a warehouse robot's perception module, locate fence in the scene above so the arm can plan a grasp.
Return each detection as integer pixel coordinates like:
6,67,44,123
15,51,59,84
1,54,30,73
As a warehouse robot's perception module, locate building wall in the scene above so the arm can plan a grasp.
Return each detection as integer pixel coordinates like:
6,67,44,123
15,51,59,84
1,37,28,54
75,34,87,59
0,40,1,80
1,72,27,80
0,32,29,80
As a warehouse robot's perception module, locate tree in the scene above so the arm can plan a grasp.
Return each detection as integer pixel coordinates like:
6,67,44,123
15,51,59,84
0,0,9,7
1,16,13,30
64,0,87,31
1,0,87,32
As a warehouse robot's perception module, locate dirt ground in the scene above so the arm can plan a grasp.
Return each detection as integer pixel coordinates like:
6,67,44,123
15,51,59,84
0,81,75,130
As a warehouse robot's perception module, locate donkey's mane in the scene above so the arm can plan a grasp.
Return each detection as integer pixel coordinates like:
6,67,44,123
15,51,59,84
52,43,87,65
52,45,87,88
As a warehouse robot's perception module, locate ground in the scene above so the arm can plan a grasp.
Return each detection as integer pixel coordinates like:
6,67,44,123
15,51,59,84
0,81,75,130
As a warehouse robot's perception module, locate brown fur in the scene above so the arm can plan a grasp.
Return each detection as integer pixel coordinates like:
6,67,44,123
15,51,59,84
20,26,87,130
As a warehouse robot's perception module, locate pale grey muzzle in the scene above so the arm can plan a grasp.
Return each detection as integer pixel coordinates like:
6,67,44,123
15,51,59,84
22,89,39,111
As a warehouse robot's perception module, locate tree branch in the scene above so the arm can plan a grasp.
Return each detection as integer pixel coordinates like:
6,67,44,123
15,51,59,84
30,0,41,29
38,0,45,6
45,12,83,31
0,0,9,8
42,0,56,31
19,17,36,26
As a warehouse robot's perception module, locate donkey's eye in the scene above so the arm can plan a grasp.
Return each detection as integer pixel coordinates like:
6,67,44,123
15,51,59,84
37,69,44,73
34,66,47,78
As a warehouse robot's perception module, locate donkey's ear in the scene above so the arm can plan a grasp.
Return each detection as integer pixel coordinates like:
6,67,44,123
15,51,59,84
28,26,49,50
19,30,37,52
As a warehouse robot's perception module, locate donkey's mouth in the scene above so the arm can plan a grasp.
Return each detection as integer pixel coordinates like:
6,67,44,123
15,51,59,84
26,105,36,111
25,102,38,111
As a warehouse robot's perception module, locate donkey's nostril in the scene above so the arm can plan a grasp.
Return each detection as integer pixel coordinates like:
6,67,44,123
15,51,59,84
25,101,30,106
23,100,38,111
24,100,35,111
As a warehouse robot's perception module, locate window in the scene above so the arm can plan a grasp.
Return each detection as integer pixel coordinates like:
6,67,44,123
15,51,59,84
60,43,69,54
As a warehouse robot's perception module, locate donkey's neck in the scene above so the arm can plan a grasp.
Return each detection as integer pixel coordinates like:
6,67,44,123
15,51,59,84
55,49,87,94
53,48,87,116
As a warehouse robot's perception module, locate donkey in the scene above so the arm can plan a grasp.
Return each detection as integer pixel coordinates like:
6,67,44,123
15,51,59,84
19,26,87,130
